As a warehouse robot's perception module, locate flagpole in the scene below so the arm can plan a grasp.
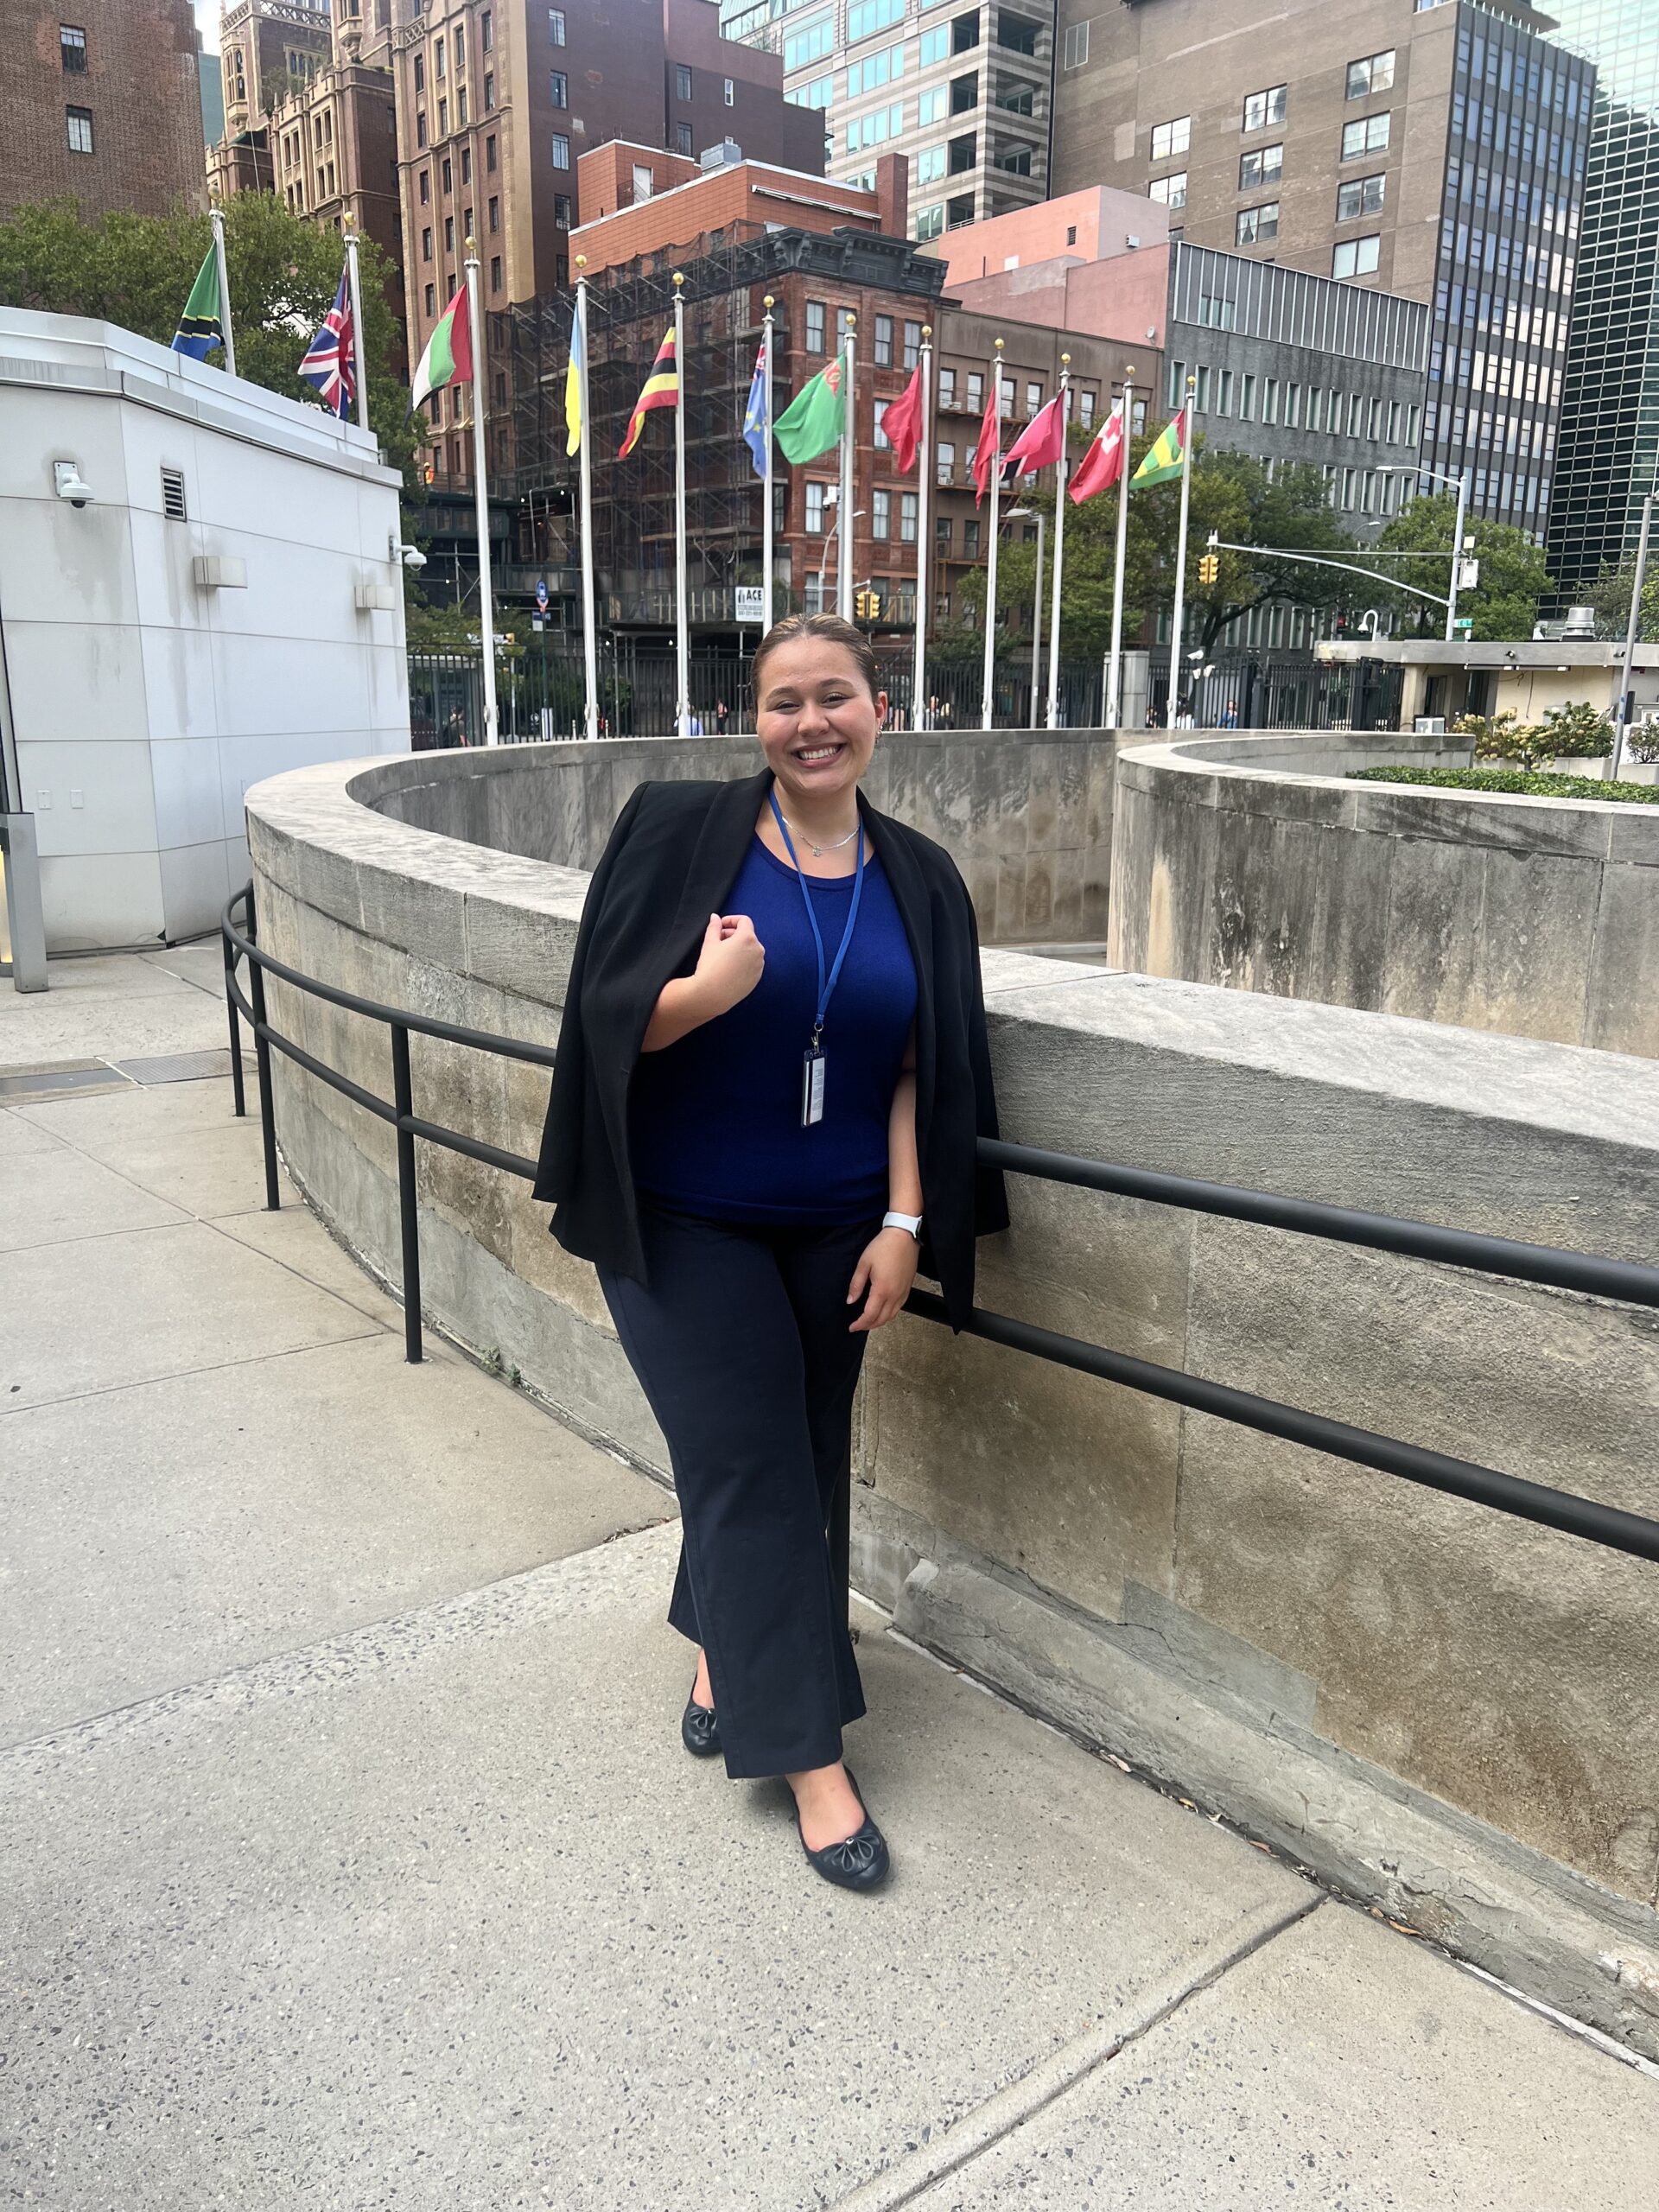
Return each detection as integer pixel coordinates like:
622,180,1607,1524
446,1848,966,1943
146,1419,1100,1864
464,237,499,747
1046,354,1070,730
1166,375,1197,731
673,271,690,739
981,340,1004,730
1105,365,1135,728
837,315,855,620
761,294,776,636
912,324,932,728
210,204,236,377
343,225,369,431
575,256,599,744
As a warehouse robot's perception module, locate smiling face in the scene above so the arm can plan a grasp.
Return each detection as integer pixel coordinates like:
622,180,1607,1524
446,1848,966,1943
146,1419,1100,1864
753,634,887,809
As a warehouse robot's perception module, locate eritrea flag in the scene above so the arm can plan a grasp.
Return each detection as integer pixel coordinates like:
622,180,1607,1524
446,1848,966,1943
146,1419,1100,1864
774,354,846,463
1131,408,1186,486
411,281,472,414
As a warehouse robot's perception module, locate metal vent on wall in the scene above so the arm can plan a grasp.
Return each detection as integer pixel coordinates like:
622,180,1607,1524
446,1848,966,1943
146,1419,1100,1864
161,467,188,521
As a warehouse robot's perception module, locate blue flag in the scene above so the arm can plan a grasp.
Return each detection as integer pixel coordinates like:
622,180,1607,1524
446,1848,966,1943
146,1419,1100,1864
742,337,768,480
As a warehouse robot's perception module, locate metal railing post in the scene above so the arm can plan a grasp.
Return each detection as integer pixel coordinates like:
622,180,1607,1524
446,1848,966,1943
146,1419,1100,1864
390,1021,424,1363
243,886,282,1211
222,912,246,1119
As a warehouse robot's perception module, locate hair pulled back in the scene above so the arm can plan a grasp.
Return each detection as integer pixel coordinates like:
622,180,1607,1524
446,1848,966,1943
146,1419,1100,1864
751,612,882,703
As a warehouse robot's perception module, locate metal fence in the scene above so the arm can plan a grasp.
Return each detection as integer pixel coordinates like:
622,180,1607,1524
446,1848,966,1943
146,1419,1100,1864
222,881,1659,1585
409,647,1406,742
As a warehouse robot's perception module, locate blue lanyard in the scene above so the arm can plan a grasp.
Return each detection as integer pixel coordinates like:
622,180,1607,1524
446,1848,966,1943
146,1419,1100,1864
769,790,865,1046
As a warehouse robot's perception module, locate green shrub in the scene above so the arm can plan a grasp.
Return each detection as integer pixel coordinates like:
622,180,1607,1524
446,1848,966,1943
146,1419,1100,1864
1351,766,1659,804
1535,699,1613,759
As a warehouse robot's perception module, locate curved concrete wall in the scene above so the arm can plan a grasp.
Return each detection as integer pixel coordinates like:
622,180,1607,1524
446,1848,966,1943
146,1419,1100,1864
245,747,1659,2056
1109,731,1659,1058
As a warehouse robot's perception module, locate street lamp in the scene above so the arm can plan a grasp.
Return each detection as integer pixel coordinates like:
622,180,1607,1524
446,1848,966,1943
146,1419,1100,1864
1416,464,1471,641
817,486,865,608
1006,503,1046,726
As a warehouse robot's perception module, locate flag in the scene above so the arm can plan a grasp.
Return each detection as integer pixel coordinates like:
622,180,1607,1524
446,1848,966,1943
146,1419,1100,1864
1004,392,1065,477
970,374,1001,505
1069,401,1126,505
172,244,224,362
619,325,678,458
773,355,845,463
881,362,925,474
742,336,769,480
1132,408,1187,486
411,280,472,413
564,292,584,457
298,265,356,419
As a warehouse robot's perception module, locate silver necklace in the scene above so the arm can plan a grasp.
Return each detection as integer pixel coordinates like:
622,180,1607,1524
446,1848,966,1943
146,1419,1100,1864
785,814,860,858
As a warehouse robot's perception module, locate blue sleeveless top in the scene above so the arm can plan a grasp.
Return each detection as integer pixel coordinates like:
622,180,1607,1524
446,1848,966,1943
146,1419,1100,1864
628,834,918,1224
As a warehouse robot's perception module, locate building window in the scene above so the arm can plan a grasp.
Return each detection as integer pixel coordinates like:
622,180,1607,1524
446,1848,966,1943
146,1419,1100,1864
488,195,499,232
1150,116,1189,162
938,365,957,406
805,480,829,531
1263,378,1279,424
491,256,502,291
1024,380,1041,417
1346,48,1395,100
937,440,955,484
1332,234,1381,279
1216,369,1233,417
676,63,692,99
554,194,570,228
836,306,854,351
60,23,87,71
936,517,952,552
415,54,424,92
422,225,433,261
1078,388,1095,427
904,320,921,370
442,154,453,192
900,491,918,543
873,488,892,538
443,213,454,252
677,121,693,155
66,105,93,154
1337,174,1386,220
1148,172,1185,210
438,96,448,133
461,144,472,182
551,131,569,168
550,70,566,105
1341,113,1390,160
419,168,430,203
1236,201,1278,244
1241,374,1256,420
966,369,983,410
805,299,825,352
1061,20,1088,69
549,9,565,45
1243,84,1287,131
1239,144,1282,189
435,38,446,80
849,0,906,40
457,84,467,124
917,147,946,185
874,314,894,366
486,133,497,171
724,76,735,105
997,378,1014,419
424,282,435,315
963,518,980,558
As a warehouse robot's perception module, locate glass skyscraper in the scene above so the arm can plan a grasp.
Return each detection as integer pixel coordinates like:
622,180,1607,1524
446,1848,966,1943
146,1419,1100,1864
1544,3,1659,590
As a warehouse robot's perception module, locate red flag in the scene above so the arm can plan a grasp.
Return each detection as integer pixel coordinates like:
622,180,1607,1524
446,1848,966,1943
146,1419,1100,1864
881,362,925,474
1069,401,1126,505
1004,391,1065,476
970,374,1001,506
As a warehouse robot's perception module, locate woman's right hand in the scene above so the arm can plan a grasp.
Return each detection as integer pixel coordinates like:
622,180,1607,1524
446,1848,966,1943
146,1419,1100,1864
692,910,765,1016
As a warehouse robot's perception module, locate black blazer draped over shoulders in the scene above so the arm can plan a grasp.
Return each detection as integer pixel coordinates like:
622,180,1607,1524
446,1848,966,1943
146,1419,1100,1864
531,765,1009,1330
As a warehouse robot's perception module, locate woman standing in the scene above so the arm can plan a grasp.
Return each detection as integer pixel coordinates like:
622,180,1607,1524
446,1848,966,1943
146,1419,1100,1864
532,614,1007,1891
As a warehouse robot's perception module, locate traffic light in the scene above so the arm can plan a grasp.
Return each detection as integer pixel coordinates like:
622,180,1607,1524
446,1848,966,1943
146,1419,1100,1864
1197,552,1220,586
855,587,881,621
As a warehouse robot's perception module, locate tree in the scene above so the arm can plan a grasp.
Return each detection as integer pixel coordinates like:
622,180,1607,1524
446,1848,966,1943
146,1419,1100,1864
1575,558,1659,642
0,194,420,488
956,434,1363,659
1370,492,1549,642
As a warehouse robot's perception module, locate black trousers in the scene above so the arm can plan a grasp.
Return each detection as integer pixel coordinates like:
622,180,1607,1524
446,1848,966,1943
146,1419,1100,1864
599,1201,880,1780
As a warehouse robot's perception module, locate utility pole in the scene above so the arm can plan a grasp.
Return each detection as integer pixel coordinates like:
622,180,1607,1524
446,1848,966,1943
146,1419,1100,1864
1612,490,1655,781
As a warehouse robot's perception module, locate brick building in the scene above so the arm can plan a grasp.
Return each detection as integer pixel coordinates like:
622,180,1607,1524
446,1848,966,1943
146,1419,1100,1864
208,0,334,193
0,0,205,220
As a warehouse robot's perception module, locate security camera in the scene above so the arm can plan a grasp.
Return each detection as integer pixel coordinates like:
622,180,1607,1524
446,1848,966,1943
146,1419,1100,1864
54,461,96,508
402,543,427,572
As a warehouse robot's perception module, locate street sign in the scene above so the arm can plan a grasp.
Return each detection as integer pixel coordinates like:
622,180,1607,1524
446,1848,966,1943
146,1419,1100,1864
535,576,550,612
1453,617,1475,634
734,586,766,623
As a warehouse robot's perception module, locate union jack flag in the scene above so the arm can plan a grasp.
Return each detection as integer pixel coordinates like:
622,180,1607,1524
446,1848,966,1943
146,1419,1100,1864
299,267,357,419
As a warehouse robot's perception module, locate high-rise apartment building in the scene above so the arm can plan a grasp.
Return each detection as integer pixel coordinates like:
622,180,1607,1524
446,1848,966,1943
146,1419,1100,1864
1542,3,1659,589
0,0,206,219
719,0,1055,241
1050,0,1595,538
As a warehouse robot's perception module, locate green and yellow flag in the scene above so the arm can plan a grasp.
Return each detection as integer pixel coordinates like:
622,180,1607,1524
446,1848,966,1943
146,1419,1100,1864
1131,407,1186,487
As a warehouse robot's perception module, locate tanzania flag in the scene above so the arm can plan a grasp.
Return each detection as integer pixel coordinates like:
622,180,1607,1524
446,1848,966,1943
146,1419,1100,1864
564,291,584,457
773,355,845,464
410,280,472,413
1131,409,1186,487
171,245,224,362
620,326,677,458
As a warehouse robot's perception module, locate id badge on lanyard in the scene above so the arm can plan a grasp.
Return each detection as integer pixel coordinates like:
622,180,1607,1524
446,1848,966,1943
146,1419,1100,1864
801,1041,826,1127
771,792,864,1131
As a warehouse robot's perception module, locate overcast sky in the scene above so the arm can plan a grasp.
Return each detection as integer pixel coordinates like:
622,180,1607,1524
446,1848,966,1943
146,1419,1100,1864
195,3,218,54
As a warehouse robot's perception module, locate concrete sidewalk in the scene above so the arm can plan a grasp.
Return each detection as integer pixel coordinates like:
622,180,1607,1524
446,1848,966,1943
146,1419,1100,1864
3,950,1656,2209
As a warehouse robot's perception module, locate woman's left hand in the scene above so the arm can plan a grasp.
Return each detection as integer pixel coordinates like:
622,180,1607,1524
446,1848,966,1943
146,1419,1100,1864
847,1228,920,1332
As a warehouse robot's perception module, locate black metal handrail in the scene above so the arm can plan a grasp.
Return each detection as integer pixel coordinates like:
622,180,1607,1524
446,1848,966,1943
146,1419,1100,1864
221,884,1659,1566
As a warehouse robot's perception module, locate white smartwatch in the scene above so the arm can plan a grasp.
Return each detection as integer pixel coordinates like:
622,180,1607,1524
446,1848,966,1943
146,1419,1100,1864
882,1210,924,1241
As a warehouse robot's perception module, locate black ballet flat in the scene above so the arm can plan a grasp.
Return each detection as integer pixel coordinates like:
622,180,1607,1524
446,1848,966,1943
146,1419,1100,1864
793,1765,891,1891
681,1680,721,1758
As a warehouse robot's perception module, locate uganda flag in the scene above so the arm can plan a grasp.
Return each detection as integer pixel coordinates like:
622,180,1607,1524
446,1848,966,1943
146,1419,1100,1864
620,326,677,458
171,245,224,363
1131,408,1186,487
